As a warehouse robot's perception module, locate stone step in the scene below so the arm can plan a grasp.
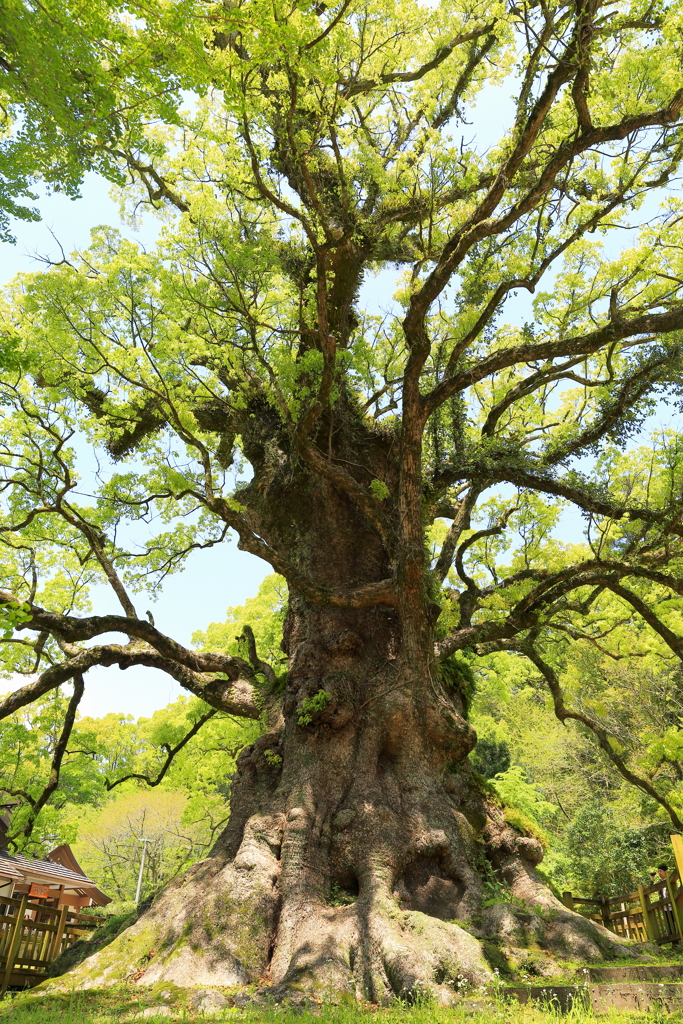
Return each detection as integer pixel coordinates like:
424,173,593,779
588,963,683,983
505,982,683,1014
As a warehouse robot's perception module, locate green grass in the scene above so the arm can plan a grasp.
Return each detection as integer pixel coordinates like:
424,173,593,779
1,987,683,1024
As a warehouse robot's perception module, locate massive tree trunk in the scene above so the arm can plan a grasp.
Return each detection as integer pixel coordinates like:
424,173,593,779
44,408,636,1003
49,640,633,1000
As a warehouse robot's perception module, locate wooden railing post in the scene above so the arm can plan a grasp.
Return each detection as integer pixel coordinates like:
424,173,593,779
49,905,68,963
638,884,655,942
664,871,682,940
562,891,575,911
0,893,28,997
671,835,683,883
621,897,631,938
599,896,612,930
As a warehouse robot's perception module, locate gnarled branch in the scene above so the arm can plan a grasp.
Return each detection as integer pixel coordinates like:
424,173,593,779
104,707,218,791
5,673,85,846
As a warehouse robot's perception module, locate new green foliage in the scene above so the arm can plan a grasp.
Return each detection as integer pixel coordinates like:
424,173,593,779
470,648,683,897
298,690,331,726
0,690,258,878
0,0,201,240
193,575,287,666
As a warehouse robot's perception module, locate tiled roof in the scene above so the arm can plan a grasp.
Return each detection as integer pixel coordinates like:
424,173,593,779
0,850,97,888
0,856,22,880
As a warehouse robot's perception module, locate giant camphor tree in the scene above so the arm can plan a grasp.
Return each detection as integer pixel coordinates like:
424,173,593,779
3,0,683,1001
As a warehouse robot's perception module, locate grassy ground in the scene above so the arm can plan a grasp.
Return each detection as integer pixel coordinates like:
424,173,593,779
7,939,683,1022
0,988,681,1023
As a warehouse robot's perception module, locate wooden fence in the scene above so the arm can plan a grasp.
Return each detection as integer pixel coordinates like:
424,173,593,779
562,834,683,945
0,893,99,994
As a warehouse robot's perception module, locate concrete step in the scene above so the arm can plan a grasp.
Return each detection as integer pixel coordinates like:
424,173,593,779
591,983,683,1013
588,963,683,983
505,981,683,1013
504,985,586,1013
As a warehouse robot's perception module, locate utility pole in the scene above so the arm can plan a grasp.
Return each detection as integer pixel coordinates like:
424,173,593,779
135,838,153,905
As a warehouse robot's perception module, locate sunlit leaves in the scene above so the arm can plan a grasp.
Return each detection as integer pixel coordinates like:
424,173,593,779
194,573,287,666
0,0,204,240
0,688,258,857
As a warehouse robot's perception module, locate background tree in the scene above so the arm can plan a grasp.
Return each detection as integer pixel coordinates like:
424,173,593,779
0,686,257,860
3,0,683,1001
73,789,216,904
470,649,679,899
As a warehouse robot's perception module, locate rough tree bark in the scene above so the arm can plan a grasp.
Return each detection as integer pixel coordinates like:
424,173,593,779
45,407,637,1004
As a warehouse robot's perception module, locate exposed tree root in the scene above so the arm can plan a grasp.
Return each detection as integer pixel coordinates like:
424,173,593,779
39,801,643,1004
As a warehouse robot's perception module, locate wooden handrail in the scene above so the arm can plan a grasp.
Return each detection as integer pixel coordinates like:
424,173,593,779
0,893,28,996
563,838,683,945
0,895,102,997
0,896,97,925
605,892,639,905
67,912,100,926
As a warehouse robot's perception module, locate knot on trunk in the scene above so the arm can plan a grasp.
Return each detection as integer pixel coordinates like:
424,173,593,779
485,812,544,866
329,628,364,655
514,835,544,866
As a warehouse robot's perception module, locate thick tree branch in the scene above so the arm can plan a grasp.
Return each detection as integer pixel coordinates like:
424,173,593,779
339,24,496,97
0,656,92,720
488,466,683,539
239,624,276,685
407,58,683,352
57,505,138,617
0,591,254,676
112,150,190,213
433,486,482,582
426,307,683,415
603,581,683,660
0,614,263,722
434,558,683,661
304,0,354,51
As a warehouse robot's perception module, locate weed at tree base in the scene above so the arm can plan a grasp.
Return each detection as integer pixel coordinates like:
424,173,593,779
2,987,683,1024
